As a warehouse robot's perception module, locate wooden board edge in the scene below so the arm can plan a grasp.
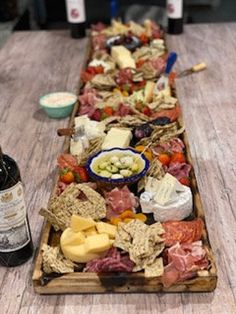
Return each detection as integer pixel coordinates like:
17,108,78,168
33,272,217,294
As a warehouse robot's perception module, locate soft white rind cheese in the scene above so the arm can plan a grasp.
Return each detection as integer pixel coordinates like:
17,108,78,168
101,127,132,150
140,174,193,222
70,115,105,156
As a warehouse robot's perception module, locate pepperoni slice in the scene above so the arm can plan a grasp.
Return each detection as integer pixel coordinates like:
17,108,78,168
163,218,204,246
57,154,78,171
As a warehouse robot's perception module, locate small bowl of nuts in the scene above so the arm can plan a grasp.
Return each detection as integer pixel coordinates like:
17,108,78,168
86,147,149,187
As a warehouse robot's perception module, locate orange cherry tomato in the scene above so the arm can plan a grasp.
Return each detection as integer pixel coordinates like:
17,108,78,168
103,106,113,116
60,169,75,184
158,153,171,166
170,152,186,164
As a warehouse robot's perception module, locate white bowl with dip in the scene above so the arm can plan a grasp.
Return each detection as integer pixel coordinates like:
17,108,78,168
39,92,77,119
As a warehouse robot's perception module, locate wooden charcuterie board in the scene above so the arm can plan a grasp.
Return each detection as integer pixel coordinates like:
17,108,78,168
32,23,217,294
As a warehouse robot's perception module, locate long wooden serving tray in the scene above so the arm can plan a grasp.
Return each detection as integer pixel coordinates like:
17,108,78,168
33,28,217,294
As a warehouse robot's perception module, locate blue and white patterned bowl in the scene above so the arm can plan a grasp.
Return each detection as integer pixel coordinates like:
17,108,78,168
86,147,150,187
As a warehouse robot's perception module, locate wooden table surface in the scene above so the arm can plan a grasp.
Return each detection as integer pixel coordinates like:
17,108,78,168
0,24,236,313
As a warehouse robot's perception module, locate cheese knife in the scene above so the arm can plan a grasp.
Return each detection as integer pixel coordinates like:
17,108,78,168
155,51,178,92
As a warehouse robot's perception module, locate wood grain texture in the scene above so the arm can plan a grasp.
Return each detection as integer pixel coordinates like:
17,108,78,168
1,24,236,313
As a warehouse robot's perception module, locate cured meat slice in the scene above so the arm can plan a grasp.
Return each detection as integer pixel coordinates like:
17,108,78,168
167,162,191,180
151,104,181,122
57,154,78,171
84,247,135,273
105,186,138,219
152,138,185,155
162,241,209,287
162,218,204,247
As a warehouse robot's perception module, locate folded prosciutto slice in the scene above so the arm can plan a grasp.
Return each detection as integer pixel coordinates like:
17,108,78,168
162,241,209,288
105,186,138,218
167,162,191,180
152,138,185,156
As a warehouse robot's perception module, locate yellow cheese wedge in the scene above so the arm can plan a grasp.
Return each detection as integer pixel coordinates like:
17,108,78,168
111,45,136,69
96,222,117,239
144,81,156,103
70,214,96,232
61,243,102,263
60,228,85,247
83,226,98,236
85,233,111,254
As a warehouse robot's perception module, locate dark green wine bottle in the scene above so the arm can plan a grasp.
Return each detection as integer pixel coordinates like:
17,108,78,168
0,147,33,267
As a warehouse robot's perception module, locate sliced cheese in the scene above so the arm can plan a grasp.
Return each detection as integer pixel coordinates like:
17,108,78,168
111,45,136,69
85,233,111,254
144,81,156,103
96,221,117,239
70,215,96,232
60,228,85,247
101,127,132,150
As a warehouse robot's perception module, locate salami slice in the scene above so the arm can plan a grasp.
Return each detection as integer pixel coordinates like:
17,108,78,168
163,218,204,246
57,154,78,171
151,104,181,122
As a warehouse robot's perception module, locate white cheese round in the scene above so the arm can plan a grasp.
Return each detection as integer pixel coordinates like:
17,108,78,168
140,186,193,222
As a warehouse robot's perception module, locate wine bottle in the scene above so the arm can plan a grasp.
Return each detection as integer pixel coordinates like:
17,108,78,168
0,147,33,267
65,0,86,39
167,0,183,34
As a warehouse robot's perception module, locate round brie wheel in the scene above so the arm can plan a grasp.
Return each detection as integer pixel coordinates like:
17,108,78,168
153,186,193,222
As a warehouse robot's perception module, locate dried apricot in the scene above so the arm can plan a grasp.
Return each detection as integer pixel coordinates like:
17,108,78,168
134,213,147,222
120,210,135,220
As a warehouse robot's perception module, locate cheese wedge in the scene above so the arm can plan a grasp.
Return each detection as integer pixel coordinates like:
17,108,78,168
153,173,185,206
96,222,117,239
144,81,156,103
83,226,98,236
85,233,111,253
111,45,136,69
102,127,132,150
70,215,96,232
60,228,85,247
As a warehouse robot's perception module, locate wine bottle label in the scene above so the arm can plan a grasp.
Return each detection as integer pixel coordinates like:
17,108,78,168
66,0,86,23
0,182,30,253
167,0,183,19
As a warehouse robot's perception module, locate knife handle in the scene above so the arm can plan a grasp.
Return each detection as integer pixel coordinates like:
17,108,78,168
165,52,178,74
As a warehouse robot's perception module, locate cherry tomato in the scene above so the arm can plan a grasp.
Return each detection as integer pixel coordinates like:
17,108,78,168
60,169,75,184
142,106,152,116
103,106,113,116
158,153,171,166
136,59,146,68
179,177,190,187
170,152,186,164
74,166,89,182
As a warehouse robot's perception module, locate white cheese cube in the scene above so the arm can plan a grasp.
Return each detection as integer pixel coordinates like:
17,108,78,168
101,128,132,150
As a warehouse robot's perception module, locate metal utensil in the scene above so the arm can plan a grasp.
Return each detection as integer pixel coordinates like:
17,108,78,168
177,62,207,78
155,51,178,92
